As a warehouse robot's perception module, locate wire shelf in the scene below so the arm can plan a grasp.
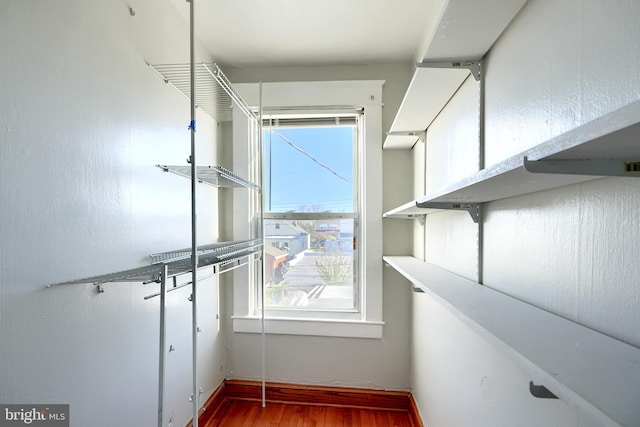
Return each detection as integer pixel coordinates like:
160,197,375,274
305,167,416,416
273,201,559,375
150,239,263,264
46,239,263,288
46,264,165,287
157,165,260,191
148,62,257,122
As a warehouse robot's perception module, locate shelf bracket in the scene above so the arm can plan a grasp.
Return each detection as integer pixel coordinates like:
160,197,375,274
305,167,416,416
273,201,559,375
416,59,481,81
529,381,558,399
523,157,640,177
387,130,426,142
415,202,482,223
411,285,425,293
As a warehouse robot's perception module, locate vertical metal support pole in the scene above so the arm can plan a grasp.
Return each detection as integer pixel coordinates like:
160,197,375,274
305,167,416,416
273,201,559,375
258,82,266,408
477,59,486,285
422,132,428,262
478,59,486,173
158,265,168,427
187,0,199,425
268,119,272,212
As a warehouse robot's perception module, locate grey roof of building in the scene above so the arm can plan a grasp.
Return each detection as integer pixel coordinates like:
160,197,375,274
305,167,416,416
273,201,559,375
264,221,309,237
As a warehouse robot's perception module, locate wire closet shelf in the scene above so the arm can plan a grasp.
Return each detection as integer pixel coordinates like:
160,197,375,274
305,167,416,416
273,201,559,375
45,239,263,290
157,165,261,191
147,62,257,122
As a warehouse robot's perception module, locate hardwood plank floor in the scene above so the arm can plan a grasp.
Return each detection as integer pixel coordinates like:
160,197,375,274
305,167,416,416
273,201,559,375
204,399,414,427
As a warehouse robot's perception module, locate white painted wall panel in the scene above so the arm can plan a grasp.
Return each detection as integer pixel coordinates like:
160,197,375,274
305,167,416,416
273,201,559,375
413,138,426,199
383,150,414,257
424,211,478,281
226,268,411,390
484,0,640,167
0,2,224,426
422,73,480,281
425,75,480,192
412,138,426,260
484,178,640,348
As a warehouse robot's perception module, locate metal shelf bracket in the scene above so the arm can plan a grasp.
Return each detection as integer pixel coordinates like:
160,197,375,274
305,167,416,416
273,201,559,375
529,381,558,399
386,214,426,224
387,130,426,141
523,156,640,177
415,201,482,223
416,59,482,81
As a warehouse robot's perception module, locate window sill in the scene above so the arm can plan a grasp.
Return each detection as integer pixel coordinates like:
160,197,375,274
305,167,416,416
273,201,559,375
232,316,384,339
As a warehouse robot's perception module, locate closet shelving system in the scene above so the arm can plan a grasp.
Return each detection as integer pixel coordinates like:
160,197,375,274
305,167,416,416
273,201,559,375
381,1,640,426
46,161,262,427
383,101,640,427
47,43,264,427
148,55,266,427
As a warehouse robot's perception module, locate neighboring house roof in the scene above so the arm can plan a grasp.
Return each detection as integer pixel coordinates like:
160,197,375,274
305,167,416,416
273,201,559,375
264,245,287,260
264,221,309,238
266,235,299,240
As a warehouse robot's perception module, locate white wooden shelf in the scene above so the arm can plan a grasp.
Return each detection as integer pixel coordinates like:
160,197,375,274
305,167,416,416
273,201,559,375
384,100,640,218
383,0,528,149
384,255,640,427
384,67,469,149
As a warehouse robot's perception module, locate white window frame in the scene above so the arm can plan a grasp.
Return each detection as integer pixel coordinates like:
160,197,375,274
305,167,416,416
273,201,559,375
263,113,361,317
231,80,385,339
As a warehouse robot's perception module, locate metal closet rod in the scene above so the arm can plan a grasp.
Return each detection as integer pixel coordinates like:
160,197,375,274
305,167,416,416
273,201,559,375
144,273,214,300
143,254,262,300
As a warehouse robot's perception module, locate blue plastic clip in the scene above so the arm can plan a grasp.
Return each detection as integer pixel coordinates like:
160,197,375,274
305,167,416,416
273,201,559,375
188,120,196,132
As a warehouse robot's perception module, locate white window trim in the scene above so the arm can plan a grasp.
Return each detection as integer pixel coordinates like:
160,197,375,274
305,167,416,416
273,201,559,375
232,80,385,339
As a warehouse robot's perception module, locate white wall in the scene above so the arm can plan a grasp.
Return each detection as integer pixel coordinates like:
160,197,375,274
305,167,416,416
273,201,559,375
411,0,640,426
0,2,225,426
220,65,415,390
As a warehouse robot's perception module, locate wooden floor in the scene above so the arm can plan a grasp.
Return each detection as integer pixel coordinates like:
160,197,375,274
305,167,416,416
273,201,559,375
204,399,414,427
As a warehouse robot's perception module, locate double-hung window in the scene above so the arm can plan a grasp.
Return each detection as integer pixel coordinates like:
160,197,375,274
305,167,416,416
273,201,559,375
263,113,361,318
232,81,384,338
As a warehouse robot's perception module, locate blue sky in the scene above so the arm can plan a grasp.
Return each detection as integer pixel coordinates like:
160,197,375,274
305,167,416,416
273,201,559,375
264,126,354,213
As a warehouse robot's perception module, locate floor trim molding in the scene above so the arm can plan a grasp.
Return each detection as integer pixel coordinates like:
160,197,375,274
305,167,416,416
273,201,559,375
185,382,227,427
190,379,424,426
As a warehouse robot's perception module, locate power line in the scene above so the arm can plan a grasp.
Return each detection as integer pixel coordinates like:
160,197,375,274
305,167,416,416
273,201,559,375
270,130,351,184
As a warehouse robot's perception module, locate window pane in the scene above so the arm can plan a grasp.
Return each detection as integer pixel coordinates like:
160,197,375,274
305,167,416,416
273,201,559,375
264,126,355,213
264,218,355,310
262,122,358,312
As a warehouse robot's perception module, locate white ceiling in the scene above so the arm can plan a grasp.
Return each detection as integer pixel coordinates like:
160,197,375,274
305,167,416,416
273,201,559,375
168,0,440,68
